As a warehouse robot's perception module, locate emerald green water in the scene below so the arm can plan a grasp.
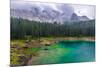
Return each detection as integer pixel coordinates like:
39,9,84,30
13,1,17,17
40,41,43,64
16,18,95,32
31,40,95,65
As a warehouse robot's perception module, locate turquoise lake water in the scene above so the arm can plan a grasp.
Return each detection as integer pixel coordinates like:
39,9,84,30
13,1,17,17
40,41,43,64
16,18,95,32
31,40,95,65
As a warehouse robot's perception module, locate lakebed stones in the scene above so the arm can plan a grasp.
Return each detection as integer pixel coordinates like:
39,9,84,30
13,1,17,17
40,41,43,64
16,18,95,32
44,48,49,50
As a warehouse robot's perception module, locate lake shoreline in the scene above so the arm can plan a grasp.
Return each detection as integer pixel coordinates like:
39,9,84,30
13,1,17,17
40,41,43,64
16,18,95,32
39,37,95,45
40,37,95,41
11,37,95,47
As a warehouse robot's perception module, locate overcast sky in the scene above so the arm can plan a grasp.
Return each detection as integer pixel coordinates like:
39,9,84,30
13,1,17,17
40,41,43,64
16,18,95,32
11,0,95,19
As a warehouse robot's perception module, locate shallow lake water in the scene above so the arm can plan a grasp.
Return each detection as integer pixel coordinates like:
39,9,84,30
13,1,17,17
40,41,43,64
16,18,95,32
30,40,95,65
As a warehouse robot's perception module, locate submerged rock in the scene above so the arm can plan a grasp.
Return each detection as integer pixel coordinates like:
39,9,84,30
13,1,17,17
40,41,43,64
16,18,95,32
44,48,49,50
45,44,50,46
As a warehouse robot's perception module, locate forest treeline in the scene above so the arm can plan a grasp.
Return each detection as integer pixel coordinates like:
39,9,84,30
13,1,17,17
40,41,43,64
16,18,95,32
11,18,95,39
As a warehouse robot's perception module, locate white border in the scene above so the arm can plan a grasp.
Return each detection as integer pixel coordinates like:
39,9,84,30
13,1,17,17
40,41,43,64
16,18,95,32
0,0,99,67
0,0,10,67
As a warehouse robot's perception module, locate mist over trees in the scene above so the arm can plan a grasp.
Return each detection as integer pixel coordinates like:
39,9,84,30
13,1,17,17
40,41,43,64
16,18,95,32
11,17,95,39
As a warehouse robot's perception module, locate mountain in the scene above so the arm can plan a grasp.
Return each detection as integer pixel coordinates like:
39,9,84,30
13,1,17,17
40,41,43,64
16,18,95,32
70,13,79,21
70,13,89,22
11,2,89,23
78,16,89,21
